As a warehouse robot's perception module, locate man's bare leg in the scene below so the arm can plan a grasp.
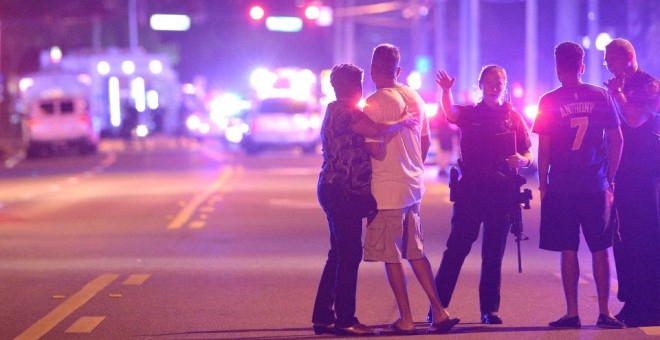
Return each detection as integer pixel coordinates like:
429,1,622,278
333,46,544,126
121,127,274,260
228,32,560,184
409,257,450,322
561,250,580,317
385,262,414,330
592,249,614,316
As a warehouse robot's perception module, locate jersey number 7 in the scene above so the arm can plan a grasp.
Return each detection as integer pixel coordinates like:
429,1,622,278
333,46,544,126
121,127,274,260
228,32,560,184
570,117,589,151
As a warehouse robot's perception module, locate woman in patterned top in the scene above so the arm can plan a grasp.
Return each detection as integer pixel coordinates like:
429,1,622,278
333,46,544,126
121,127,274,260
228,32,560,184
312,63,413,336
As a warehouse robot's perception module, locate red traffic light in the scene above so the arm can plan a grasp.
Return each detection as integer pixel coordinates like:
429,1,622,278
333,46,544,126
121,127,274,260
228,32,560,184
304,5,320,20
249,5,265,21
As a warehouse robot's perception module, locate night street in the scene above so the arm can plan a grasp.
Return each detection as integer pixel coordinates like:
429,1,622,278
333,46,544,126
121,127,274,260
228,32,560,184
0,139,657,339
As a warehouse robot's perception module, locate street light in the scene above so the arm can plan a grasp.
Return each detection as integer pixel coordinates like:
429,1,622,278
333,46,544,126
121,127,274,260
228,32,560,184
149,14,191,31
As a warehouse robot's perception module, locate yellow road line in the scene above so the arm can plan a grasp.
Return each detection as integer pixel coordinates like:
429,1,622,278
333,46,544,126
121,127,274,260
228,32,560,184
640,326,660,336
122,274,150,285
167,166,234,230
189,220,206,229
65,316,106,333
14,273,118,340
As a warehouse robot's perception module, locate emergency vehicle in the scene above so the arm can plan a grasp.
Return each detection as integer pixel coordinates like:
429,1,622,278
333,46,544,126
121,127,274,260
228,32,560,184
19,47,181,149
239,67,321,154
19,71,99,156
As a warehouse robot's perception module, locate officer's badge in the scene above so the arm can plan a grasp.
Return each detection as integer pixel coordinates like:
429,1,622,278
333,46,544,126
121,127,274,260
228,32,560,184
646,79,660,97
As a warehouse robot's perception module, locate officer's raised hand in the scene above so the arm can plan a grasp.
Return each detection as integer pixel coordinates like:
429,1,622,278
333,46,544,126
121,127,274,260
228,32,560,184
436,70,459,122
436,70,456,90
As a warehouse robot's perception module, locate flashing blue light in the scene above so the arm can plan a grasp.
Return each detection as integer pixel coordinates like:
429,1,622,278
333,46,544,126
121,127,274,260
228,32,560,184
415,55,431,73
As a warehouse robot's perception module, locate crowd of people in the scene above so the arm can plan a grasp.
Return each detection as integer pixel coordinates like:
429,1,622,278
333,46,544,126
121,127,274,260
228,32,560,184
312,38,659,336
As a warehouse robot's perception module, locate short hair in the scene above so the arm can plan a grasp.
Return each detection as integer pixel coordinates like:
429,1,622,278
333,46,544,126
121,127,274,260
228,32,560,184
371,44,400,75
478,64,507,84
605,38,636,59
555,42,584,73
330,63,363,99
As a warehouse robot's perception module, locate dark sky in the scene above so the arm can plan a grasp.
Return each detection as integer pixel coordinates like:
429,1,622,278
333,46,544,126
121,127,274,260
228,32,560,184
1,0,658,99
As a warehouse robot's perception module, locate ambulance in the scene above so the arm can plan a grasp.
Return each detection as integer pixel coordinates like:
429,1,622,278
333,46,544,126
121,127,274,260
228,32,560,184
19,71,100,156
240,68,321,154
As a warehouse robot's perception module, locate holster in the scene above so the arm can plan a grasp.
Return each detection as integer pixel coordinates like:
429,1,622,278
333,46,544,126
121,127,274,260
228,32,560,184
449,167,460,202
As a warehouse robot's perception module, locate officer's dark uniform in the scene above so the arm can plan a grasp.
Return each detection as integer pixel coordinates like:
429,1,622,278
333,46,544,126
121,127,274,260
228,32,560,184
433,101,532,318
612,69,660,326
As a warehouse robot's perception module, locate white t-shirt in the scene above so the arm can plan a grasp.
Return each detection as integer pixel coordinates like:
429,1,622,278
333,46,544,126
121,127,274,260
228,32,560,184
363,83,430,209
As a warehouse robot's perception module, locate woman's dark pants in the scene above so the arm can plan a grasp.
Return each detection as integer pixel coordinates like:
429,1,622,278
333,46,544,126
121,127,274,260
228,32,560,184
312,183,362,328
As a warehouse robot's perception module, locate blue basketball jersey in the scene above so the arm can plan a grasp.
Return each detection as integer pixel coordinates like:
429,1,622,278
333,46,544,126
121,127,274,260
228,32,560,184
533,83,620,194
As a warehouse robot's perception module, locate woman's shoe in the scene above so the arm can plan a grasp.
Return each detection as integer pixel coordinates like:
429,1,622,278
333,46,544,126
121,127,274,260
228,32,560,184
381,322,416,335
312,322,335,335
548,315,581,328
427,318,460,334
335,323,374,336
481,312,503,324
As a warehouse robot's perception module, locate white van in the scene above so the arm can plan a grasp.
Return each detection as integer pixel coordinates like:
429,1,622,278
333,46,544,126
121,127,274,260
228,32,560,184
26,96,99,156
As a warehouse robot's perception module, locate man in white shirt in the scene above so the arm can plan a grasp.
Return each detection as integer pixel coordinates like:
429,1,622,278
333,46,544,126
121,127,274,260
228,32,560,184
362,44,459,334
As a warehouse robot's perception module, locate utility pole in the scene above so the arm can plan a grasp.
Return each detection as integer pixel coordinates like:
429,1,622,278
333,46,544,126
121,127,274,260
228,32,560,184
129,0,139,51
586,0,601,85
525,0,538,106
555,0,579,89
333,0,358,64
433,0,447,73
458,0,479,101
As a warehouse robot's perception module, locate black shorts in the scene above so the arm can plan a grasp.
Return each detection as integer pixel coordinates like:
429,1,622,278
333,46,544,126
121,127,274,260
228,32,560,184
539,190,617,252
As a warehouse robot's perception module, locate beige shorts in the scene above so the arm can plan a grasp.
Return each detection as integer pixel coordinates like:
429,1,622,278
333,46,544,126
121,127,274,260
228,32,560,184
363,204,425,263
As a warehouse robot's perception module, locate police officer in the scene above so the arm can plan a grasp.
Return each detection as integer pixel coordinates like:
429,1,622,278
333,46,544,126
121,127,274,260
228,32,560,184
604,38,660,327
430,66,533,324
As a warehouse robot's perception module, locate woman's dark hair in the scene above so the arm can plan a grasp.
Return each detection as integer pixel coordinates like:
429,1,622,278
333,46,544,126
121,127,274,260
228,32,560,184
555,42,584,73
478,64,507,85
330,63,363,99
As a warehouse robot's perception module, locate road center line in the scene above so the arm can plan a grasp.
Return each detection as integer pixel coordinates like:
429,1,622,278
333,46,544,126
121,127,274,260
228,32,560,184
14,273,118,340
122,274,150,285
65,316,106,333
640,326,660,336
167,166,234,230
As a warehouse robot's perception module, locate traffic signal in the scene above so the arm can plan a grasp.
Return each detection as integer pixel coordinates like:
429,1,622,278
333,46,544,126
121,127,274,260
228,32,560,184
249,5,265,21
305,4,333,27
304,5,320,20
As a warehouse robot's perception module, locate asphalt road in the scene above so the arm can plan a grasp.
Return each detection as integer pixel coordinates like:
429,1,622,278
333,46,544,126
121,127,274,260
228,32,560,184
0,138,657,339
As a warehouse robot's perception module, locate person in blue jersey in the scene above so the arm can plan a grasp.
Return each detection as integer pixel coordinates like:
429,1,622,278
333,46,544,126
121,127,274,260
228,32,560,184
312,63,414,336
603,38,660,327
533,42,625,329
430,65,533,325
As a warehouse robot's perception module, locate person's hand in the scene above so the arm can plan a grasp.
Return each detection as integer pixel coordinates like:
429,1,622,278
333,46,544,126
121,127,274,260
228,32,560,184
436,70,455,90
539,186,546,201
603,77,625,93
399,106,419,128
506,153,530,169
